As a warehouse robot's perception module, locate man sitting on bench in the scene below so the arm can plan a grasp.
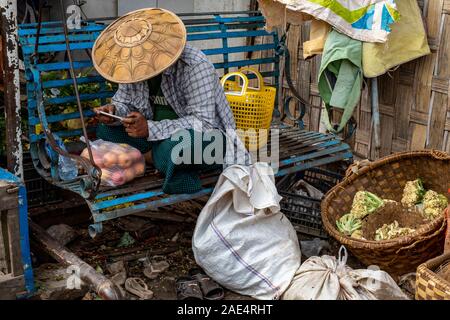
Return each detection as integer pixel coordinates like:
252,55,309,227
92,8,247,194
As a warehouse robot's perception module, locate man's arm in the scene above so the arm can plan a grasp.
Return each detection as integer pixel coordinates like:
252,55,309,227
146,61,218,141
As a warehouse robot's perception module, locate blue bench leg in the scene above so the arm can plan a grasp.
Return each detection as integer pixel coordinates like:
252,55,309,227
18,184,35,298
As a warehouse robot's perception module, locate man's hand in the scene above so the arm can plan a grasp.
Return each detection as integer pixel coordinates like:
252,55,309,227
122,112,149,138
94,105,116,124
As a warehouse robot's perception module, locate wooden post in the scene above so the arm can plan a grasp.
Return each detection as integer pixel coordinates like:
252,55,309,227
0,0,23,179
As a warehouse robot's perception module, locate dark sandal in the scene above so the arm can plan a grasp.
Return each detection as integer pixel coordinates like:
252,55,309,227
189,268,224,300
176,276,203,300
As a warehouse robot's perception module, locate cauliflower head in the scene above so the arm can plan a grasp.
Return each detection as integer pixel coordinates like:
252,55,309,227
375,220,416,241
422,190,448,219
401,179,425,207
350,191,384,219
336,213,362,236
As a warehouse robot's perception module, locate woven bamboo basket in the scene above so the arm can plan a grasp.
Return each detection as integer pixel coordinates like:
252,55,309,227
321,150,450,276
416,251,450,300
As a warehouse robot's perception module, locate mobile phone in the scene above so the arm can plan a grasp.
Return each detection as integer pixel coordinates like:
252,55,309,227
98,110,124,122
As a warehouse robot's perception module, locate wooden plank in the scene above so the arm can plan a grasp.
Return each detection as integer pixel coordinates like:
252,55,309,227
298,59,311,120
0,219,6,272
426,0,444,41
0,35,3,92
415,53,437,113
410,110,429,125
394,84,413,140
0,184,22,278
444,131,450,152
358,110,372,137
309,104,321,132
307,50,323,132
427,13,450,149
379,103,395,116
355,143,369,159
379,71,398,106
6,208,22,277
436,15,450,78
287,25,300,87
379,114,394,157
410,123,428,150
0,274,25,300
0,188,20,211
310,83,319,96
443,0,450,14
0,208,11,274
355,128,370,145
431,75,450,94
427,93,447,148
392,138,408,153
360,82,371,113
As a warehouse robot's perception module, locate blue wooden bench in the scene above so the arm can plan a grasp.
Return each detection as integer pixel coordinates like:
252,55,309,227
18,11,352,236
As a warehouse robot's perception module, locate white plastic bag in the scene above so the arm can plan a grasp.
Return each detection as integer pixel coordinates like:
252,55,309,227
192,162,301,300
282,246,409,300
80,139,145,187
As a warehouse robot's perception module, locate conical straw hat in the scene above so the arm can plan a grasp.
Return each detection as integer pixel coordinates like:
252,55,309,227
92,8,187,83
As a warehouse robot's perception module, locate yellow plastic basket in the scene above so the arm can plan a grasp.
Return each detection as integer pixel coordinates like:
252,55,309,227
221,68,276,150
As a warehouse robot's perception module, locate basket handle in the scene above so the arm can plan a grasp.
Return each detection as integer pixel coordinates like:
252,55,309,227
344,159,371,180
431,150,450,160
238,67,265,91
220,72,249,96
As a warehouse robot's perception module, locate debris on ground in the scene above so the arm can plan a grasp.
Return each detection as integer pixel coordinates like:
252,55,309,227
34,263,89,300
143,256,170,280
46,224,78,246
115,216,160,240
290,180,324,199
125,277,154,300
106,260,126,275
117,232,136,248
30,197,419,300
300,238,330,258
398,273,417,300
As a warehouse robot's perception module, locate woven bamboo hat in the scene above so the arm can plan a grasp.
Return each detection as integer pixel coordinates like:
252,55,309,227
92,8,187,83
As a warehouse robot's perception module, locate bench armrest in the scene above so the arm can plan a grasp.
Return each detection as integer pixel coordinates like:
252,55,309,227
28,66,101,199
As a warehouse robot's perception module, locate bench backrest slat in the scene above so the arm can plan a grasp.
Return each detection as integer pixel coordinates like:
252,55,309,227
18,12,279,144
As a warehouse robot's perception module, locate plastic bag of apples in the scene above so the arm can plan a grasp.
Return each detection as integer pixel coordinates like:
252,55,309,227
80,140,146,187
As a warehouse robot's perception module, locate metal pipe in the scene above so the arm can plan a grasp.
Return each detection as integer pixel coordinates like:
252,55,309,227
371,78,381,150
58,0,94,164
29,220,123,300
1,0,23,179
88,222,103,238
32,0,43,61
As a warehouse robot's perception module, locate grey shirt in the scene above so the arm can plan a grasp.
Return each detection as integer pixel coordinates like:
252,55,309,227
111,44,250,165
